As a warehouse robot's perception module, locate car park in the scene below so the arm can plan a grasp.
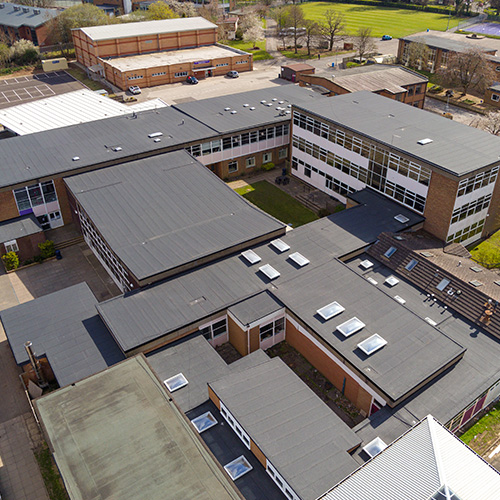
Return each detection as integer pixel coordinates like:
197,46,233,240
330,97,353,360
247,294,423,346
186,75,199,84
226,70,239,78
382,35,392,40
128,86,141,94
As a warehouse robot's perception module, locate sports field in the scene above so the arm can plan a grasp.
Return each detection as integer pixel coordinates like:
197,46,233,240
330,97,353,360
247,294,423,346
302,2,464,38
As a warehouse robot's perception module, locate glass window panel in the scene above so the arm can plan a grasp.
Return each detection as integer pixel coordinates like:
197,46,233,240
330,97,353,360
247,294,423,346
41,181,57,203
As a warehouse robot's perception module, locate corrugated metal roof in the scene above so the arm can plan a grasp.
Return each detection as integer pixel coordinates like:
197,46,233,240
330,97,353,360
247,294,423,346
78,17,217,41
209,357,361,500
0,282,124,387
65,150,284,282
0,89,168,135
295,91,500,176
0,3,57,29
321,415,500,500
0,214,41,243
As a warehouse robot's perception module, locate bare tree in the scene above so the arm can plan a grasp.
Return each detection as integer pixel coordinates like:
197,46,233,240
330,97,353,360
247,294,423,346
473,111,500,136
319,9,344,51
404,42,431,70
243,23,264,49
303,20,319,56
287,4,305,54
15,0,54,8
354,27,377,62
437,48,495,95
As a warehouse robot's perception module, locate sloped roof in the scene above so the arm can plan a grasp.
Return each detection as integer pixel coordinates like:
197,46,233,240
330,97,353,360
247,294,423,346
321,415,500,500
0,3,57,29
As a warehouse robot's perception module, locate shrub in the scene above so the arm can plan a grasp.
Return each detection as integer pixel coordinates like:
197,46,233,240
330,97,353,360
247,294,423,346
23,259,33,266
34,254,44,263
10,40,39,66
38,240,55,259
2,251,19,271
346,62,361,68
429,84,443,93
317,208,330,218
261,162,275,171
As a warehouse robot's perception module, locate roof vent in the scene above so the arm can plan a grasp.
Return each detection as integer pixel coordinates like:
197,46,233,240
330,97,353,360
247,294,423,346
272,98,277,101
33,8,40,13
224,107,231,111
285,110,291,114
148,132,162,138
287,104,291,108
0,4,5,8
243,103,249,107
22,7,29,12
231,110,237,114
112,146,122,152
394,214,409,223
13,5,20,10
261,100,266,104
249,106,255,110
72,156,80,161
418,138,433,145
266,103,272,107
154,138,161,143
279,100,284,104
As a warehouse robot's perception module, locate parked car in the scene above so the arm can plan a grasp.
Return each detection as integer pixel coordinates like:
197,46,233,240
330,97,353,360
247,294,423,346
128,85,141,94
226,70,239,78
186,75,198,84
382,35,392,40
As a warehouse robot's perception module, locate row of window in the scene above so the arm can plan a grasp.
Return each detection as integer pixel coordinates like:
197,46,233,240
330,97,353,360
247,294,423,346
184,124,289,158
235,60,248,65
200,318,227,341
293,111,431,185
4,239,18,253
450,194,492,225
447,387,489,433
259,317,285,342
446,219,485,244
384,179,426,213
175,71,188,78
267,462,300,500
152,72,166,77
220,402,251,449
127,75,143,80
457,167,498,197
216,62,228,67
14,181,57,213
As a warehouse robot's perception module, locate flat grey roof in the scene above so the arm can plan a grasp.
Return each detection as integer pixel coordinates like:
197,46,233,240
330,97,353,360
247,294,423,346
0,214,42,244
35,356,242,500
401,34,497,54
209,357,361,500
0,106,216,190
79,16,217,41
173,85,326,134
96,192,423,353
65,150,284,282
490,82,500,92
295,91,500,176
0,282,124,387
0,3,58,29
228,291,283,327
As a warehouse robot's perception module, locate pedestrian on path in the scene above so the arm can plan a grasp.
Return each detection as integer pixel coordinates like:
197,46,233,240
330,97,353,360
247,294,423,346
318,53,321,60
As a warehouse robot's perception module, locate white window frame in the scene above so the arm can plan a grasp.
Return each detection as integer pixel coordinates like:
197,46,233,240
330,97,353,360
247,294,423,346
266,461,300,500
492,93,500,102
220,402,251,449
279,148,288,159
4,239,18,253
228,160,238,173
259,316,285,343
262,152,272,163
199,316,227,343
246,157,256,168
174,71,188,78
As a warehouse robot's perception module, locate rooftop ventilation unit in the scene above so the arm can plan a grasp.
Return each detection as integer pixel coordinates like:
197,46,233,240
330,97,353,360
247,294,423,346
72,156,80,161
224,107,231,111
285,111,291,114
261,100,267,104
394,214,409,224
266,103,273,107
241,249,261,264
418,138,433,145
231,110,237,114
148,132,162,138
271,239,290,252
154,138,161,142
243,103,249,107
249,106,255,110
279,100,284,104
287,104,291,108
362,437,387,458
112,146,122,152
259,264,280,280
13,6,20,10
22,7,29,12
357,334,387,355
34,8,40,13
272,98,277,101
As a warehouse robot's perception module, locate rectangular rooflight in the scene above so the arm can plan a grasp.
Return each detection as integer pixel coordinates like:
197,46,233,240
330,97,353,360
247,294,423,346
425,317,437,326
470,280,483,287
164,373,188,392
470,266,482,273
384,246,397,258
148,132,163,138
405,259,418,271
436,278,450,291
394,214,410,223
363,437,387,458
417,138,433,145
360,259,373,270
289,252,309,267
271,239,290,253
337,317,365,337
394,295,406,305
367,277,378,285
191,411,218,433
224,456,253,481
241,249,261,265
259,264,280,280
358,334,387,356
317,301,345,320
385,276,399,287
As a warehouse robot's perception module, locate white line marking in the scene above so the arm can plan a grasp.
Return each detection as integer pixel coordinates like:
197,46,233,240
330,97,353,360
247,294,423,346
489,443,500,458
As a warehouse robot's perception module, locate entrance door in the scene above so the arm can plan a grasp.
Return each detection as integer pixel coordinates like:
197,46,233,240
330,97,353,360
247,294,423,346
49,210,64,228
206,69,212,77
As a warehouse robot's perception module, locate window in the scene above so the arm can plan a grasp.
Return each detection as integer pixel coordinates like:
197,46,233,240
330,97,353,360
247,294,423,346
4,240,18,253
200,318,227,341
279,148,288,159
151,72,166,77
492,93,500,102
127,75,143,80
216,62,228,67
304,164,311,178
357,334,387,355
263,152,272,163
405,259,418,271
174,71,188,78
317,301,345,320
163,373,188,392
246,157,256,168
337,317,365,337
436,278,450,291
191,412,218,433
14,181,58,214
228,161,238,173
224,456,252,480
220,403,250,449
384,246,397,258
259,317,285,342
415,85,422,94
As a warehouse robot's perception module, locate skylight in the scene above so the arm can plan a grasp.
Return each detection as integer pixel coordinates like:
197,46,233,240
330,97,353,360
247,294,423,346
470,280,484,287
405,259,418,271
385,276,399,287
429,485,463,500
289,252,309,267
417,138,433,145
394,214,410,223
358,334,387,355
362,437,387,458
425,317,437,326
436,278,450,291
360,259,373,270
421,251,433,258
470,266,482,273
394,295,406,304
367,277,378,285
241,249,261,265
191,411,218,433
317,301,345,320
164,373,188,392
384,246,397,258
271,239,290,252
224,456,253,481
259,264,280,280
337,317,365,337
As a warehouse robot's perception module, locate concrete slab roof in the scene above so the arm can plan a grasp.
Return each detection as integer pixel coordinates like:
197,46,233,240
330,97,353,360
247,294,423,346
0,3,58,29
79,16,217,41
0,214,42,244
0,282,124,387
35,356,243,500
228,291,283,327
65,150,284,283
401,33,497,54
209,357,361,500
294,91,500,176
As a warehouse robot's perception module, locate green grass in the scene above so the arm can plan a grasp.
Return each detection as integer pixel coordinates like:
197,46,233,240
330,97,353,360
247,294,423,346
460,401,500,451
66,67,112,92
235,180,318,227
220,39,273,60
300,2,464,38
470,229,500,268
35,443,69,500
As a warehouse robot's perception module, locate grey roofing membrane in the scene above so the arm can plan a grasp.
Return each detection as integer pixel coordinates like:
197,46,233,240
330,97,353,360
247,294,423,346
401,34,497,54
0,214,42,243
0,3,57,29
65,150,284,282
173,85,326,134
96,190,423,352
209,357,361,500
228,291,283,327
295,91,500,176
35,356,242,500
0,282,124,387
0,106,216,189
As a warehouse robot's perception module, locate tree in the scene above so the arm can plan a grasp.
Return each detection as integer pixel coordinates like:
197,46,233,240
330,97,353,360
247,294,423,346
0,43,10,67
319,9,344,52
272,5,289,31
354,27,376,62
404,42,430,71
437,48,495,95
15,0,54,8
303,20,319,56
146,1,178,20
287,4,305,54
472,111,500,136
10,40,39,65
243,25,264,48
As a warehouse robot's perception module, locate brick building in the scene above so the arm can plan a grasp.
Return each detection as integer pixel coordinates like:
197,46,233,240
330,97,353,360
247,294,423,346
0,2,58,47
72,17,252,89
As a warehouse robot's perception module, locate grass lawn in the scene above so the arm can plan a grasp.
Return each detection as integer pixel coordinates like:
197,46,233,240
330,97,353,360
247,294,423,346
235,180,318,227
300,2,464,38
460,401,500,455
469,229,500,268
220,40,273,60
66,67,111,92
